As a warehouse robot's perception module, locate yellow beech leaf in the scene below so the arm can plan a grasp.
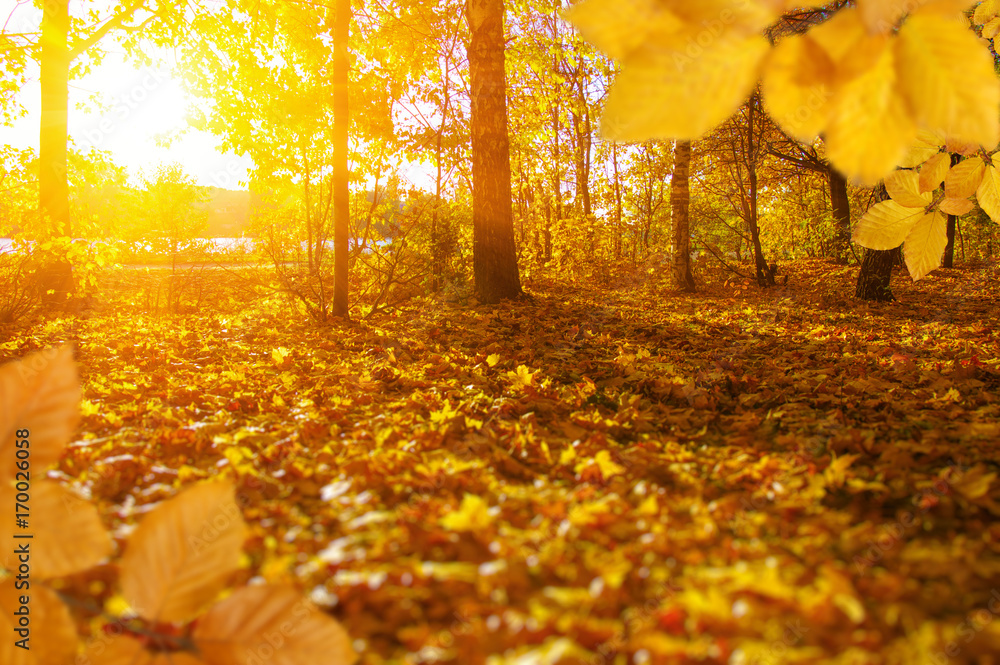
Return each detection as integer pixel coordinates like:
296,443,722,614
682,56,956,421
272,347,289,364
897,131,945,168
0,346,79,485
984,17,1000,39
945,156,986,198
194,585,356,665
120,480,247,623
562,0,683,62
0,576,77,665
807,7,867,65
81,635,206,665
976,163,1000,222
486,353,501,367
0,480,112,579
974,0,1000,24
440,493,493,532
858,0,916,35
825,38,916,185
938,197,975,215
896,13,1000,148
918,152,950,192
761,34,835,141
853,200,925,249
600,33,769,141
904,211,948,280
885,170,933,207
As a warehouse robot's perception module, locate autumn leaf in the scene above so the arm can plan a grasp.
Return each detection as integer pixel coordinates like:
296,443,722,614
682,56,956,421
440,493,493,532
0,346,80,482
918,152,950,192
81,635,206,665
944,156,985,199
975,162,1000,223
853,200,925,249
0,576,77,665
119,480,247,623
0,480,112,578
884,170,933,207
903,210,948,280
193,585,357,665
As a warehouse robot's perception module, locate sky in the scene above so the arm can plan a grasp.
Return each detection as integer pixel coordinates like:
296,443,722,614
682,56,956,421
0,1,440,193
0,0,253,189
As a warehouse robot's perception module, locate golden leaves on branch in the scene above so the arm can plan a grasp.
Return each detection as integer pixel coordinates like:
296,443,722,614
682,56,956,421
566,0,1000,185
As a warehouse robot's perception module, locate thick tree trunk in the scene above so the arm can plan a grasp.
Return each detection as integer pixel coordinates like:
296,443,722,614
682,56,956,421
856,246,901,300
331,0,350,318
828,167,851,263
467,0,521,303
856,186,899,301
670,140,695,292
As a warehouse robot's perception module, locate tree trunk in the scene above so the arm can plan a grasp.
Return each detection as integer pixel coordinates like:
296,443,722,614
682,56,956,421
331,0,350,318
855,186,899,301
828,167,851,263
467,0,522,303
855,246,901,301
943,153,961,268
40,0,70,238
670,140,695,292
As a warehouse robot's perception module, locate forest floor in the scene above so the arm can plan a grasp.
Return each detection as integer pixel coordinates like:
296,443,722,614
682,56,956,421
3,258,1000,665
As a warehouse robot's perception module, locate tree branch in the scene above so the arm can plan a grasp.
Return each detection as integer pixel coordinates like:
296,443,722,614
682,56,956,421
69,0,147,61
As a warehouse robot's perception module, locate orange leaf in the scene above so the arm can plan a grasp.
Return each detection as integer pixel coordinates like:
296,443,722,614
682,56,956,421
0,576,77,665
81,635,206,665
193,585,357,665
120,481,247,623
0,346,80,484
0,480,112,579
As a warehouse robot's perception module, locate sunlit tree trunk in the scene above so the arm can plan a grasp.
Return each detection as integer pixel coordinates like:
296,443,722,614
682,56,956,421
331,0,350,318
670,140,695,292
467,0,521,303
828,167,851,263
40,0,70,238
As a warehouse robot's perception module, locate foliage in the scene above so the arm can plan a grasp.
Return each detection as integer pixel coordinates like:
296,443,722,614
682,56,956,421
3,268,1000,663
0,346,356,664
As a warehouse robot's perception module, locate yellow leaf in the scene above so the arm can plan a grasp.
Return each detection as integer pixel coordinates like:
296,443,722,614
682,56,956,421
885,169,933,207
983,17,1000,39
0,576,77,665
0,480,112,579
825,453,859,487
833,592,867,623
807,7,867,64
485,353,501,367
938,197,975,215
120,480,247,623
853,200,925,249
761,34,835,141
945,156,986,198
563,0,683,61
559,446,577,465
592,450,627,479
952,465,996,500
974,0,1000,24
194,585,357,665
601,33,769,141
976,163,1000,222
825,38,916,185
897,131,945,168
271,347,289,364
896,12,1000,148
918,152,950,192
637,493,659,516
904,211,948,280
508,364,535,388
440,493,493,532
0,346,79,484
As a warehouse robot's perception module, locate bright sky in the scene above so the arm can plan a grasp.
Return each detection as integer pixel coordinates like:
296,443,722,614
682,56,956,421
0,0,253,189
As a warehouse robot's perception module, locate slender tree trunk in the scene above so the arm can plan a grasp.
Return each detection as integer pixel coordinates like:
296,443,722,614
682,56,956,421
612,143,622,259
745,98,771,286
856,186,899,301
40,0,70,237
943,154,961,268
670,140,695,291
467,0,521,303
828,167,851,263
331,0,350,318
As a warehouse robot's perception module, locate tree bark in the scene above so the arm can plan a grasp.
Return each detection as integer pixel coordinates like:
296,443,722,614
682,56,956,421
331,0,350,318
943,153,961,268
670,140,695,292
467,0,522,303
855,186,899,301
828,167,851,263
